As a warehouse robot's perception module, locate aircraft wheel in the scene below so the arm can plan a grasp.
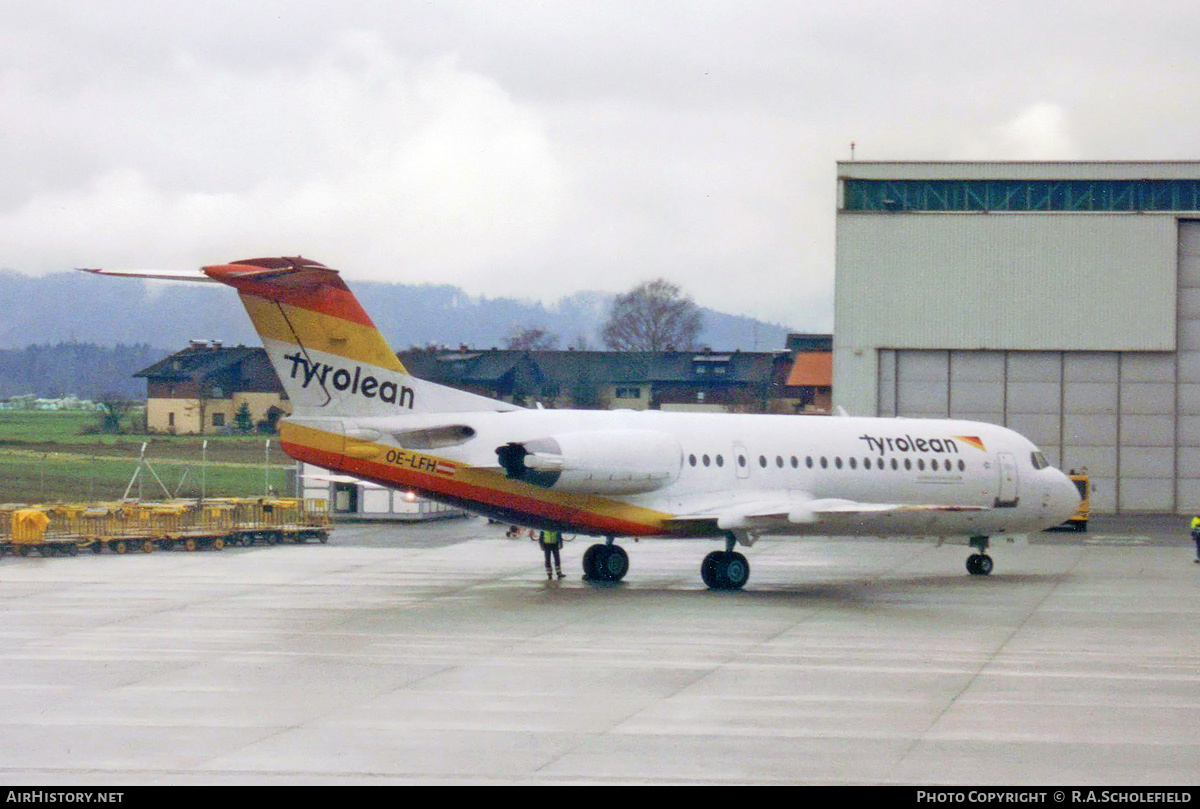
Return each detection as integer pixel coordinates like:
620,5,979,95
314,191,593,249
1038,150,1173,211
583,543,628,582
702,551,750,590
600,544,629,582
701,551,723,588
966,553,993,576
582,544,603,579
723,552,750,590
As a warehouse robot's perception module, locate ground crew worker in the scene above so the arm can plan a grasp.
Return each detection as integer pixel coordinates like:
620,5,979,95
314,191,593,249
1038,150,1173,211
1191,515,1200,564
539,529,564,580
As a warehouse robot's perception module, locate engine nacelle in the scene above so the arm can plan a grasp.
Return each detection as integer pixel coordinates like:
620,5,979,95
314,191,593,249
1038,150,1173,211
496,429,682,495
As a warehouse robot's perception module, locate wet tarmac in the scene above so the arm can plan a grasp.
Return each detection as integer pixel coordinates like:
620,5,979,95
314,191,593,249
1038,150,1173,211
1,515,1197,784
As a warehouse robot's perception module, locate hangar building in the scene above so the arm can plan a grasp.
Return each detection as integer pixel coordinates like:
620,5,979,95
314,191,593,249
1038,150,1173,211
834,161,1200,514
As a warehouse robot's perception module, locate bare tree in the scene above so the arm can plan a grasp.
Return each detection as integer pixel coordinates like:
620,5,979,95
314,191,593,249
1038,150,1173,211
601,279,703,351
503,325,560,351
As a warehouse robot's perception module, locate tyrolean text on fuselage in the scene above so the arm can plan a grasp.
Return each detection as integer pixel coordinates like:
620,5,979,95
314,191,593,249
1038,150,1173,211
859,434,959,456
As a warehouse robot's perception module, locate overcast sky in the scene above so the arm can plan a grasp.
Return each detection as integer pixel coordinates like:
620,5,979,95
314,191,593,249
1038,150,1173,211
2,1,1197,330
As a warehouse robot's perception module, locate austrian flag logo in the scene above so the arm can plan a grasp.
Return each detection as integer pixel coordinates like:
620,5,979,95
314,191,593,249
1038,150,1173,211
954,435,987,452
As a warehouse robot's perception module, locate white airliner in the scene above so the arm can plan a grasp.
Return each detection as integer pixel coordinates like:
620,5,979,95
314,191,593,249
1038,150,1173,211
84,257,1081,589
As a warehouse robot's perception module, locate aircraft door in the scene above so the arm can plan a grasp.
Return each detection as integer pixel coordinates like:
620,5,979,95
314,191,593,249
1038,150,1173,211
733,443,750,479
995,451,1019,507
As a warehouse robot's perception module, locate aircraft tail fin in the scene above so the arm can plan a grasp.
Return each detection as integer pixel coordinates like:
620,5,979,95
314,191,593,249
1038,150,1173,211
202,257,513,418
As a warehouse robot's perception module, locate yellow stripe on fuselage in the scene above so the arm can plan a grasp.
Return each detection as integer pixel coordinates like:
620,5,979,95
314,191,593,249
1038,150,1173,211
279,421,674,536
241,294,406,373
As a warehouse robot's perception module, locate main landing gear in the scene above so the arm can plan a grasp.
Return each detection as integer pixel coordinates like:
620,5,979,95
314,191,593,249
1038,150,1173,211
582,537,629,583
701,533,750,591
580,533,752,591
966,535,994,576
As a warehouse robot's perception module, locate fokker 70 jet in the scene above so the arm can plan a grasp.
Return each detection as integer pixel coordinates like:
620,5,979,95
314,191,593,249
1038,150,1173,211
85,257,1081,590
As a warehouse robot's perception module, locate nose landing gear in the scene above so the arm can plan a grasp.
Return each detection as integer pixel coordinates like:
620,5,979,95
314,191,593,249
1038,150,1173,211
966,535,993,576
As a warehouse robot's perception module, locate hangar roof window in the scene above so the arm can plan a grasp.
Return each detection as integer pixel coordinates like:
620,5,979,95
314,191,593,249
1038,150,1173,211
843,178,1200,213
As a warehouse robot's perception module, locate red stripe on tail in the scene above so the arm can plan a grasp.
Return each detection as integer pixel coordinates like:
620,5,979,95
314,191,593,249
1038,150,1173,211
202,257,377,329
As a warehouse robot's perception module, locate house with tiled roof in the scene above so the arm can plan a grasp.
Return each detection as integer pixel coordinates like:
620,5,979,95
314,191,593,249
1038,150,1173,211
783,333,833,414
136,329,833,435
135,341,289,434
396,347,800,412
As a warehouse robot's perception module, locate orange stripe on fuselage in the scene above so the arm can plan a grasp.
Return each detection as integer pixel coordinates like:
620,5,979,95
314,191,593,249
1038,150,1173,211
280,422,671,537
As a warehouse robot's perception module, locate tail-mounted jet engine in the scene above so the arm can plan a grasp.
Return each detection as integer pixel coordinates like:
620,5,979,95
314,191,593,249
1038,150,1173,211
496,429,683,495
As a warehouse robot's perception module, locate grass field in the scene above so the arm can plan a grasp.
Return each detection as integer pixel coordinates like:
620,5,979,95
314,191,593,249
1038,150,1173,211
0,411,294,504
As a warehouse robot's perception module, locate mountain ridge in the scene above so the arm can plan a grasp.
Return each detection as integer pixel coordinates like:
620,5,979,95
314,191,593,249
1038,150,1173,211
0,269,801,354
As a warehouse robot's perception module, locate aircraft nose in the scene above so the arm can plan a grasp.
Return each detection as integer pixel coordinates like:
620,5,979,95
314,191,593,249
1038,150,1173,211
1048,468,1082,524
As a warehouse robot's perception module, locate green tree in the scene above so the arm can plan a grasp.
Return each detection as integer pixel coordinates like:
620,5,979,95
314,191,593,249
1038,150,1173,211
95,394,133,434
234,402,254,433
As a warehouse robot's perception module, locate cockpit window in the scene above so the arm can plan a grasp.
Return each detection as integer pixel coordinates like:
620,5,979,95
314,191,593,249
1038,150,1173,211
1031,451,1049,470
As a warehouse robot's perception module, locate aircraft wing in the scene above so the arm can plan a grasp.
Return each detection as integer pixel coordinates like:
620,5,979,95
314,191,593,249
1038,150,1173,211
668,497,989,532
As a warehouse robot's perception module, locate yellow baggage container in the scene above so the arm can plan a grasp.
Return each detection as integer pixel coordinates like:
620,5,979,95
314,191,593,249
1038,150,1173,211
12,509,49,544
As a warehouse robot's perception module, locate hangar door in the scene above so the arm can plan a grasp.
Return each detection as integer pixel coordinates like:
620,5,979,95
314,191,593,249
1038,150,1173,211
872,219,1200,515
876,349,1179,514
